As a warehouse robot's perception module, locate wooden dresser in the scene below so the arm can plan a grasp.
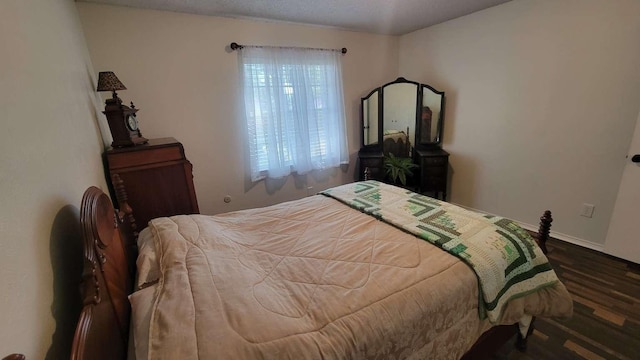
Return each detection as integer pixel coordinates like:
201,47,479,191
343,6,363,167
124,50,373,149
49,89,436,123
105,137,199,229
415,148,449,200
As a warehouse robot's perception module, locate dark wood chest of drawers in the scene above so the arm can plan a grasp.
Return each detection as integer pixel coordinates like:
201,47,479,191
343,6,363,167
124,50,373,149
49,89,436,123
105,137,199,229
415,148,449,200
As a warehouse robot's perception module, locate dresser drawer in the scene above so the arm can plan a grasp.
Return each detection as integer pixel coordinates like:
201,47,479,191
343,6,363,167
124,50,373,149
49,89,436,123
421,156,447,166
107,146,184,169
364,166,384,181
360,157,383,168
420,169,447,188
421,177,446,191
421,165,447,176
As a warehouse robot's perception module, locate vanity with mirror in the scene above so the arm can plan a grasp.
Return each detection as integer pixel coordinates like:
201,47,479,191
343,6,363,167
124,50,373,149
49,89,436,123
358,77,449,199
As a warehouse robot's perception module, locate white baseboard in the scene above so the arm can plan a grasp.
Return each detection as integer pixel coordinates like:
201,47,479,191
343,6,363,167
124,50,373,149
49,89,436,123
517,222,604,252
450,202,605,253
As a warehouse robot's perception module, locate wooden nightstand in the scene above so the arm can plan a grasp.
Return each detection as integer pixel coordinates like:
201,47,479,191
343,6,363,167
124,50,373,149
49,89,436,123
105,137,199,229
415,148,449,200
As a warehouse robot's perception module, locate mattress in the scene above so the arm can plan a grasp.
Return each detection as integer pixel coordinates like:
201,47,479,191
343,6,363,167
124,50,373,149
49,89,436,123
129,191,572,359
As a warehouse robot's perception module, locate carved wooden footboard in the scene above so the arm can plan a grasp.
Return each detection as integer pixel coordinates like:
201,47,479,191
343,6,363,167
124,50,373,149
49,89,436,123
70,182,553,360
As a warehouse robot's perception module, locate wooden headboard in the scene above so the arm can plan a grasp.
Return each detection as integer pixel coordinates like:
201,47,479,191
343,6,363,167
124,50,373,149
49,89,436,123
70,184,135,360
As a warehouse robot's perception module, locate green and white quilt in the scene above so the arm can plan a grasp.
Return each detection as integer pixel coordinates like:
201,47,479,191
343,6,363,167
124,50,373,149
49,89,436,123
320,180,559,323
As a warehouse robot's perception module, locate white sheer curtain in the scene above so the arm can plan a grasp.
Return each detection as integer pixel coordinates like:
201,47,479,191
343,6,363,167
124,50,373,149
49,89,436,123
239,47,348,181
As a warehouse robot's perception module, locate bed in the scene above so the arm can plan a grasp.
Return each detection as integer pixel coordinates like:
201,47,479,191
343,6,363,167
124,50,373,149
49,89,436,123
71,179,572,360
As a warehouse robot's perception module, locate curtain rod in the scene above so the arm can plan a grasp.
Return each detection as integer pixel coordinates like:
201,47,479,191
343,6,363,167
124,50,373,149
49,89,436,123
230,42,347,54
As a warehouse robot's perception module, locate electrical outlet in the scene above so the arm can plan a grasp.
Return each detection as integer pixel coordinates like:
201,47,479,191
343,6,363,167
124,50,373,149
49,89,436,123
580,203,595,218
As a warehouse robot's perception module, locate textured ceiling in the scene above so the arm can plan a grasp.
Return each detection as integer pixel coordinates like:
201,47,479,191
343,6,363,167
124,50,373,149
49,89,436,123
77,0,512,35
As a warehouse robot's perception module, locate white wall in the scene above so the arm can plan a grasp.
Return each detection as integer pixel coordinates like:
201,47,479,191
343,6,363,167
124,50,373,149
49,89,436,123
77,3,399,215
0,0,107,358
399,0,640,247
4,0,637,357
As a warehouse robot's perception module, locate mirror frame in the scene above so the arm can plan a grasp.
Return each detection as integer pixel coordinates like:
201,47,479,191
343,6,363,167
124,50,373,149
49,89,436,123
382,77,420,147
360,77,445,153
417,83,445,147
360,87,382,148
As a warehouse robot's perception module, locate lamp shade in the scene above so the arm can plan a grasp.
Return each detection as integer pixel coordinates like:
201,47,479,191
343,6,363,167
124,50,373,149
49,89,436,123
96,71,127,92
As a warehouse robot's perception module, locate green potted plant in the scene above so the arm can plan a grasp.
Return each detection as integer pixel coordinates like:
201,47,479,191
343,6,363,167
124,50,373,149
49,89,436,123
383,153,418,186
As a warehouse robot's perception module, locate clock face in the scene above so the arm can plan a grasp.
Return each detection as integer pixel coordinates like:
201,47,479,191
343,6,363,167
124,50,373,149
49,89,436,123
126,114,138,131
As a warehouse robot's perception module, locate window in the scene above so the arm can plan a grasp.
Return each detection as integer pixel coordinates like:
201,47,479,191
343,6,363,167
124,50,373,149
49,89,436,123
239,47,348,181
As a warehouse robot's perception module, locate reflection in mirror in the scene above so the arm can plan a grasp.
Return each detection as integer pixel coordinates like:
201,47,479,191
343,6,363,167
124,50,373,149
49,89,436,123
419,85,444,145
362,89,379,146
383,82,417,157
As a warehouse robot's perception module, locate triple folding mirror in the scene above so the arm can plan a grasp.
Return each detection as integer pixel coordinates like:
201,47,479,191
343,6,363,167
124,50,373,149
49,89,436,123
361,77,445,149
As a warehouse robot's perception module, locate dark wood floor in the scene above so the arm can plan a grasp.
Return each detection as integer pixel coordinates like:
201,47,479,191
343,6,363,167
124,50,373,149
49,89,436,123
494,238,640,360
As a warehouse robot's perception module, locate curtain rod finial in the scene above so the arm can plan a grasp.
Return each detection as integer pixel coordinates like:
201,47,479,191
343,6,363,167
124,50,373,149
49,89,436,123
341,48,347,54
230,42,242,50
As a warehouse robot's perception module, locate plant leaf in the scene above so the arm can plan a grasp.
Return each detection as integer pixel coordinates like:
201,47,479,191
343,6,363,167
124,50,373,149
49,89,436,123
383,153,417,185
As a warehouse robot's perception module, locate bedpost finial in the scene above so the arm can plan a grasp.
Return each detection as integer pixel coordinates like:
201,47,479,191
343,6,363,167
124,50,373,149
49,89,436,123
111,174,138,234
537,210,552,254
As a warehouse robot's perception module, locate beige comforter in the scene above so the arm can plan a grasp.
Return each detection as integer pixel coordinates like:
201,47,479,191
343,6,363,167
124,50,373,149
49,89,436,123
133,195,572,359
